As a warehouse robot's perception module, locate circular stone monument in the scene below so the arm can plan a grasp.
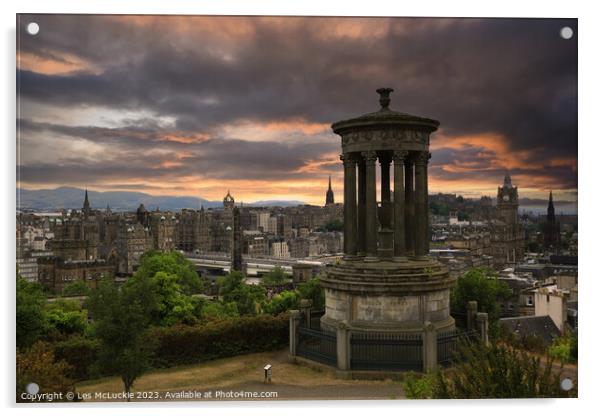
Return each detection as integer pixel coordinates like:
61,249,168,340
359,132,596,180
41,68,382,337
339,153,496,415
320,88,456,334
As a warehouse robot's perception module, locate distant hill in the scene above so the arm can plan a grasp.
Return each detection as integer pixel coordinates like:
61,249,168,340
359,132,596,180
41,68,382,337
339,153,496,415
16,187,306,212
248,200,306,207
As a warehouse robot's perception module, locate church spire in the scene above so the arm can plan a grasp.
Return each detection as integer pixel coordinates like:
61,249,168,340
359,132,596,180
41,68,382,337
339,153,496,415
547,190,555,218
83,188,91,217
325,175,335,206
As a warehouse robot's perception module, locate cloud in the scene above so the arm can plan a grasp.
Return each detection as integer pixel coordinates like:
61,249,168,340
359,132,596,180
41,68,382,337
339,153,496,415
16,15,577,203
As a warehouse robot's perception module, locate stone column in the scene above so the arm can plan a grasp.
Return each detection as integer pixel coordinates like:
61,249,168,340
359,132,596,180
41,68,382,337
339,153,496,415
423,321,437,372
357,157,367,256
380,154,391,205
362,151,378,261
467,301,478,332
299,298,313,327
336,321,350,372
341,153,358,259
414,152,429,259
377,153,394,258
289,310,301,360
393,150,407,261
476,312,490,346
404,159,415,256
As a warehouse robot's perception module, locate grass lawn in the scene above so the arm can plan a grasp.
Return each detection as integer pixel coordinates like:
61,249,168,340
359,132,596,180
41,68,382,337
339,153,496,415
76,349,406,402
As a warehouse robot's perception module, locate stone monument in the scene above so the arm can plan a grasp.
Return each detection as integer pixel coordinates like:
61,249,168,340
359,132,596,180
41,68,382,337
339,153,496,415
320,88,456,335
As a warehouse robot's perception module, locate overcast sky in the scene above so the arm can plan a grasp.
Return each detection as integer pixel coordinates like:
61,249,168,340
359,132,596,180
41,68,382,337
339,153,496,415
17,15,577,206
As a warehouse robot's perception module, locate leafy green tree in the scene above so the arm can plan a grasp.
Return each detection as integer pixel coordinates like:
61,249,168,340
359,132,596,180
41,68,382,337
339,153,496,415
45,300,88,337
61,280,91,297
200,301,239,321
135,250,202,294
150,271,198,326
86,278,158,400
217,270,245,295
451,267,511,322
296,277,325,310
261,267,288,287
263,290,299,315
16,272,48,349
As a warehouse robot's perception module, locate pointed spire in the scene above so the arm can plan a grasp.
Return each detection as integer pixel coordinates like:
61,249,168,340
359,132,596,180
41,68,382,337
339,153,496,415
83,188,91,214
328,175,332,191
503,173,512,189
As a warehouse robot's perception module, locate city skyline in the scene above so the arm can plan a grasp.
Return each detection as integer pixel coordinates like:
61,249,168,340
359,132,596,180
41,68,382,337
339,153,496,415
17,16,577,207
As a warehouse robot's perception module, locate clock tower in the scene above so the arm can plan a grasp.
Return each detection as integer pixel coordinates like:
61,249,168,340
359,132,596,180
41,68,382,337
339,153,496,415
497,174,519,225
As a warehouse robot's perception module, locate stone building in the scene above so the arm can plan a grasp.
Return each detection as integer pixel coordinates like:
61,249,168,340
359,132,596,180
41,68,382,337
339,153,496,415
115,221,153,275
38,257,114,293
490,174,525,268
230,206,244,272
543,191,561,252
325,175,335,206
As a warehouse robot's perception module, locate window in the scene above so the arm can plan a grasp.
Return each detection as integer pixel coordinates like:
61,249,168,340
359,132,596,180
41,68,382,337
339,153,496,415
527,296,533,306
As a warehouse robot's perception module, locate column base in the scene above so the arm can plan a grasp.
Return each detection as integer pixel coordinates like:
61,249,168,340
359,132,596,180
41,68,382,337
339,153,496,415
393,256,408,262
414,255,430,261
363,256,379,262
343,254,360,261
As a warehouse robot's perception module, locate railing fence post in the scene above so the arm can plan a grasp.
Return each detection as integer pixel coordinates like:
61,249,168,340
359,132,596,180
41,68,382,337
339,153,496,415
423,321,437,372
299,299,312,327
336,321,350,371
476,312,489,346
467,300,478,331
289,310,301,360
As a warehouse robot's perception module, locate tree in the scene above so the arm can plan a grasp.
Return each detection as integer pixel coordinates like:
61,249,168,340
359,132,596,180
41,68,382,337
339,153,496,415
16,272,48,349
263,290,299,315
451,267,511,322
261,267,287,287
16,341,74,402
296,277,325,310
62,280,91,297
45,299,88,338
135,250,202,294
150,271,198,326
86,278,157,400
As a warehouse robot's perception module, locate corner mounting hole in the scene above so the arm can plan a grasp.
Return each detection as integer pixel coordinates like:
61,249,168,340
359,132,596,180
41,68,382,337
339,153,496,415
560,26,573,40
26,22,40,36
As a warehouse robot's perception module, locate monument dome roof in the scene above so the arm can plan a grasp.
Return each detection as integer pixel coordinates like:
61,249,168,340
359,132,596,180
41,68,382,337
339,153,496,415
331,87,439,134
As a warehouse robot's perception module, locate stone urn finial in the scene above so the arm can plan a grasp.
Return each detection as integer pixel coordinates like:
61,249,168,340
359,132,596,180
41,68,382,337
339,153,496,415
376,87,394,109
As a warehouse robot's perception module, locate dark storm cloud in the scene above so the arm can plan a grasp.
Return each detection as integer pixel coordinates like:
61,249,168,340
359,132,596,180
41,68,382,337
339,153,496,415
18,118,339,183
17,15,577,193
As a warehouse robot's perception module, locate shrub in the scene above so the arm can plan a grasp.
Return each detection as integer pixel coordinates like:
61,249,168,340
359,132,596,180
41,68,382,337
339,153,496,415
263,291,299,315
150,313,289,367
432,342,575,398
548,333,577,364
53,336,100,381
402,371,437,399
16,341,74,402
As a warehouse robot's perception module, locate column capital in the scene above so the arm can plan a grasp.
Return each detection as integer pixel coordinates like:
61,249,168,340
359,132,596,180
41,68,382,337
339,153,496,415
414,151,431,166
393,150,409,163
361,151,378,163
340,153,357,167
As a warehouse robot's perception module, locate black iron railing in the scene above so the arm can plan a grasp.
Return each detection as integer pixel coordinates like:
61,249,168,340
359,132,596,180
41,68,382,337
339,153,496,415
297,326,337,366
350,331,423,371
437,328,479,365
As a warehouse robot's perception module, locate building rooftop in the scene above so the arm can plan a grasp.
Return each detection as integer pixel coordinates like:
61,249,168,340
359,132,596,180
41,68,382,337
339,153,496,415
499,315,561,345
